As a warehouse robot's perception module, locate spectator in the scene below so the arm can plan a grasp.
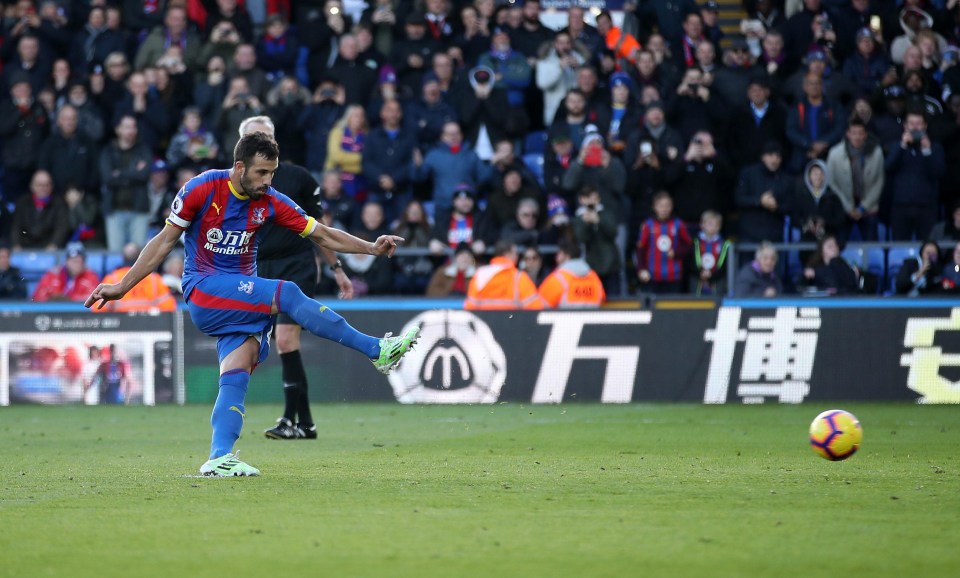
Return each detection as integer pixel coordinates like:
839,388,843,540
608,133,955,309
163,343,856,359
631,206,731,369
391,13,437,97
428,183,495,257
624,100,684,229
32,242,100,302
886,110,946,240
390,200,434,295
422,0,457,49
562,131,627,217
780,0,830,62
672,11,708,70
205,0,256,44
134,6,202,72
928,202,960,243
325,105,368,201
70,6,126,78
792,159,847,250
573,186,621,297
61,81,105,144
562,5,602,60
785,71,845,172
409,72,458,148
162,252,185,296
536,31,588,127
783,48,856,110
636,191,691,295
166,106,221,170
319,170,358,231
464,239,544,310
842,27,888,96
476,26,532,111
37,104,99,195
194,56,229,130
800,234,859,295
728,76,788,171
9,170,69,249
595,9,641,69
735,140,792,244
938,241,960,293
198,20,244,75
299,78,346,174
112,71,172,153
0,77,49,202
499,198,544,247
486,168,542,232
629,49,675,103
63,184,103,247
606,72,643,156
0,244,27,299
99,115,152,252
689,210,731,296
734,241,783,297
329,34,379,107
667,65,724,143
265,76,311,167
217,76,265,158
895,240,944,296
520,245,549,286
550,89,605,154
228,43,269,102
891,6,946,65
426,242,477,297
539,237,606,308
488,139,539,191
363,99,418,220
663,129,732,226
453,5,490,66
97,243,177,312
711,37,756,109
543,133,576,200
826,118,884,241
256,14,300,82
146,160,176,235
363,0,401,59
414,121,493,213
1,35,51,96
341,201,393,295
458,65,516,160
510,0,553,63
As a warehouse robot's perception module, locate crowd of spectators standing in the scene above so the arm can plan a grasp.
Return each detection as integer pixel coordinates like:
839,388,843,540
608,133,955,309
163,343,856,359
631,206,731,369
1,0,960,303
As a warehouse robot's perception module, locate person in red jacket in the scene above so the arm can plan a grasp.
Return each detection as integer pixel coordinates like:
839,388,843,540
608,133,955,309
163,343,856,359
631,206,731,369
32,242,101,302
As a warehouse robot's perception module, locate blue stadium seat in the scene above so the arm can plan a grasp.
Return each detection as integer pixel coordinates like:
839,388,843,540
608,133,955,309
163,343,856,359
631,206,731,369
103,253,125,276
865,248,885,279
26,281,39,300
84,252,107,277
523,153,545,188
10,251,58,282
841,247,865,269
524,131,547,155
886,247,917,294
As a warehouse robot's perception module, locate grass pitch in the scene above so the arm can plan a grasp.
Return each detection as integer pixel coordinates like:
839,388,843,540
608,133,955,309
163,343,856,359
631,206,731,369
1,403,958,578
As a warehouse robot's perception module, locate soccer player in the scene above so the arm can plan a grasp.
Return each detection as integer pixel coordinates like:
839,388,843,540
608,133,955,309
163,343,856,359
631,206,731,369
84,132,420,477
238,116,353,441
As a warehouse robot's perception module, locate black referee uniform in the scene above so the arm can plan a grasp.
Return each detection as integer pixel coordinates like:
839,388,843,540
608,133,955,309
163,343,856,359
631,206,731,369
257,163,324,308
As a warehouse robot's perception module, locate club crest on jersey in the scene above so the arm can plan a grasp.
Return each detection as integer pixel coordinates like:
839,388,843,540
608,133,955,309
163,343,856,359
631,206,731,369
238,280,254,295
656,234,673,253
251,207,266,225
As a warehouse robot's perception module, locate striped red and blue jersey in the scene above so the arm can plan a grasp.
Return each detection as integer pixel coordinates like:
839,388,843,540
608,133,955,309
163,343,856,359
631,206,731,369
165,169,317,300
693,233,730,275
636,217,691,282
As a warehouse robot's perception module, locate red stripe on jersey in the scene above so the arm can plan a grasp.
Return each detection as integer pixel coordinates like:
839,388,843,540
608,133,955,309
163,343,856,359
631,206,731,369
189,287,273,314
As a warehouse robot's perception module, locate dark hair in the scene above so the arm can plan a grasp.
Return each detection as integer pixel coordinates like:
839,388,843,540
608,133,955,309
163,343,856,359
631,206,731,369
848,117,867,130
493,239,517,257
557,237,582,259
233,132,279,165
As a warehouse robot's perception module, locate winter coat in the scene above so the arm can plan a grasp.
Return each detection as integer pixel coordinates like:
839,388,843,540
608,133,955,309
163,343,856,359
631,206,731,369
826,139,884,213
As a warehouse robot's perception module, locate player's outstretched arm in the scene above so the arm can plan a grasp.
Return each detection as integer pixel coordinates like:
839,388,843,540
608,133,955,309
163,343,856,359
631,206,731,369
308,221,404,258
84,225,182,310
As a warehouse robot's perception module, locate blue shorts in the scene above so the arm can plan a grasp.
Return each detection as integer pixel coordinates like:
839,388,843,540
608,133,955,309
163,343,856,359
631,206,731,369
186,274,285,366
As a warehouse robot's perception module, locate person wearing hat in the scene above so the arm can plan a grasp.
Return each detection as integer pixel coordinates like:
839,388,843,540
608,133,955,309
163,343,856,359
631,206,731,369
543,132,576,195
428,182,496,257
426,241,477,297
391,12,440,96
700,1,726,48
712,35,757,108
562,130,627,219
891,5,946,66
842,27,889,96
734,140,792,245
32,242,101,302
37,104,100,195
606,72,642,155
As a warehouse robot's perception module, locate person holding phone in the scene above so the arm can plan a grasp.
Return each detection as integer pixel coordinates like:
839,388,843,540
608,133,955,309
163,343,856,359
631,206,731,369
886,110,945,240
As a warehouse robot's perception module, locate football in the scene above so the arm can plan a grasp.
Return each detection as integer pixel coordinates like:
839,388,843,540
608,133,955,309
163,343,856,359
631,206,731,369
809,409,863,461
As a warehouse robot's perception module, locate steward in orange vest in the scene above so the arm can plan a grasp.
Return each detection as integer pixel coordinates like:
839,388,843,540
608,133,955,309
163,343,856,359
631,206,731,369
538,239,606,308
465,241,544,310
96,265,177,312
597,10,641,68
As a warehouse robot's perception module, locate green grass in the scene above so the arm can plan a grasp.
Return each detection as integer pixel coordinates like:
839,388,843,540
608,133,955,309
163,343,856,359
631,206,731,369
1,403,958,578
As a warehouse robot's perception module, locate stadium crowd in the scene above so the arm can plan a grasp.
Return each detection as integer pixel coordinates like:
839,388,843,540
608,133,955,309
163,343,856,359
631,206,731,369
1,0,960,303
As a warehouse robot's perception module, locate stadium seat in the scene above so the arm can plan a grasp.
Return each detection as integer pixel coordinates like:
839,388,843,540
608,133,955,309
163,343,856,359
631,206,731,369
886,247,917,294
84,252,107,277
523,153,545,188
524,131,547,155
10,251,58,282
103,253,125,276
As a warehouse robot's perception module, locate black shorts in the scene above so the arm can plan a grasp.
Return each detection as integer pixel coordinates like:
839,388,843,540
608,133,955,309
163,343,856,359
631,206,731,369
258,252,317,325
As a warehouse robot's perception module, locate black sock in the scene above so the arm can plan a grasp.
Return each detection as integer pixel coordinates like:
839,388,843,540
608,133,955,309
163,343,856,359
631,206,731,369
280,350,304,423
280,350,311,426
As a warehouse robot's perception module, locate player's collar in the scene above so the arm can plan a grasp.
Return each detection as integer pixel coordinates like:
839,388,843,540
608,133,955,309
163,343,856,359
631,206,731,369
227,179,249,200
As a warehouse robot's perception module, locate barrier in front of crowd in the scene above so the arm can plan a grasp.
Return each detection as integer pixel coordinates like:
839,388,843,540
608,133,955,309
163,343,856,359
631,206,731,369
2,300,958,406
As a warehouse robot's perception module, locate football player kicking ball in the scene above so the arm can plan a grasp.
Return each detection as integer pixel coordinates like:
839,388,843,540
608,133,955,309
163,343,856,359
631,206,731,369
84,133,420,477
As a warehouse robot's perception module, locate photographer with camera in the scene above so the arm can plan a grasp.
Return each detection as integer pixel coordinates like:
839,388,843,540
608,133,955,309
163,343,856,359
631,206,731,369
886,109,945,240
669,66,722,144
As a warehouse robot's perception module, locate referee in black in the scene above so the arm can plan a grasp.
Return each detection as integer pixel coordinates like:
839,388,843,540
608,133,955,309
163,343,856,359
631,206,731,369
239,116,354,440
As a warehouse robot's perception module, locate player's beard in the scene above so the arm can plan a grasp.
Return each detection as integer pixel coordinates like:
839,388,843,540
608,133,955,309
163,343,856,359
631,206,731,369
239,168,267,199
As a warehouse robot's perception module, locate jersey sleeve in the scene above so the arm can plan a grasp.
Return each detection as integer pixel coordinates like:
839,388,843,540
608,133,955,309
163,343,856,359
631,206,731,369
270,190,318,238
165,176,210,230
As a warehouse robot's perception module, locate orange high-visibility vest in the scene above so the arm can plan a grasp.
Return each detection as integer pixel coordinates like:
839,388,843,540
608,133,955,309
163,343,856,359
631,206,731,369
95,267,178,312
464,256,544,310
605,27,641,65
539,263,606,308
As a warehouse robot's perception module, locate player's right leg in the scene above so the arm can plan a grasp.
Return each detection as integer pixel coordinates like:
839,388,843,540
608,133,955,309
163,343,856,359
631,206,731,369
274,281,420,374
